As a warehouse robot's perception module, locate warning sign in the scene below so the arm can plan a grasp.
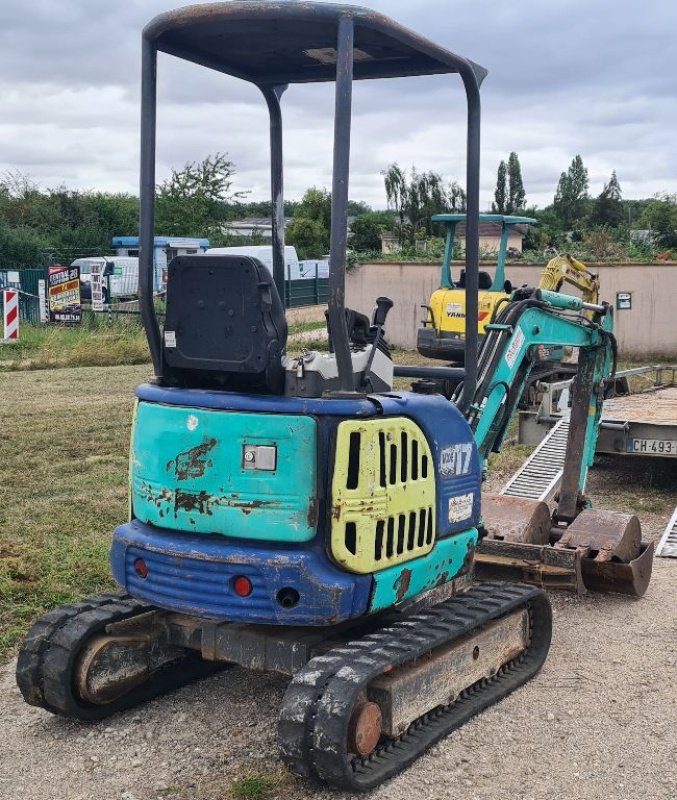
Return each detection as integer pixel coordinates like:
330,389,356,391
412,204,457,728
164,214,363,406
48,265,82,323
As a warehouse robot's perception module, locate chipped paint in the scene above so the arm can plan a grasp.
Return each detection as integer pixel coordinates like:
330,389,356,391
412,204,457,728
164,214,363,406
168,438,217,480
394,568,412,602
370,529,478,611
132,403,318,542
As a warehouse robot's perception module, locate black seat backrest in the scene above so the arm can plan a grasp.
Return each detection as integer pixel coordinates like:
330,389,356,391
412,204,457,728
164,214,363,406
457,269,493,290
163,255,287,392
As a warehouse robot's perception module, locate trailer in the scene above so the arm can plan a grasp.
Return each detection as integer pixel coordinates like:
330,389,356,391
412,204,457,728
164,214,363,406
518,364,677,457
597,365,677,458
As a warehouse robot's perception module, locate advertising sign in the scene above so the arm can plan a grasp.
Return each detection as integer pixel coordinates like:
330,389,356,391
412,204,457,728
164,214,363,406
48,265,82,323
91,264,104,312
38,279,48,322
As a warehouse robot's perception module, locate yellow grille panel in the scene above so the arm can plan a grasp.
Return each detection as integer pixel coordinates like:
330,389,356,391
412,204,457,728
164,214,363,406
331,418,436,574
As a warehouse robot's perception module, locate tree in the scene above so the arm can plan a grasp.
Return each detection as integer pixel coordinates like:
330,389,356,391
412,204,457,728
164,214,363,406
492,160,507,213
447,180,467,212
406,168,448,238
156,152,245,236
0,221,52,268
285,216,328,259
382,164,466,247
553,155,589,229
491,153,525,214
348,211,392,252
284,187,333,258
641,194,677,247
589,170,624,228
295,187,332,231
382,163,408,245
507,152,526,213
606,170,622,201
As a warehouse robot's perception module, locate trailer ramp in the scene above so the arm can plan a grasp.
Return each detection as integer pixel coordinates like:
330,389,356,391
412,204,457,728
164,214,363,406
656,507,677,559
501,417,570,502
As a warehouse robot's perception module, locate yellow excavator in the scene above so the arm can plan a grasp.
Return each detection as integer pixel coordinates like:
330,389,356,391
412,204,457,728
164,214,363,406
418,217,602,365
525,253,602,386
417,214,536,362
539,251,600,305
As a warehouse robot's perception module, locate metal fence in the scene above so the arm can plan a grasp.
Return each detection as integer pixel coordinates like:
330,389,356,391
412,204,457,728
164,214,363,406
0,265,328,327
285,275,329,308
0,268,44,323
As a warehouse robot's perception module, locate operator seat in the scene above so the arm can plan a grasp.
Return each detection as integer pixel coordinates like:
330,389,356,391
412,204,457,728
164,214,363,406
162,255,287,392
457,269,493,290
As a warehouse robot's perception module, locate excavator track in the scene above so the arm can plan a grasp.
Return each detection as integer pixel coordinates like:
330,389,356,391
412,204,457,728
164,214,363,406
16,592,221,720
278,582,551,791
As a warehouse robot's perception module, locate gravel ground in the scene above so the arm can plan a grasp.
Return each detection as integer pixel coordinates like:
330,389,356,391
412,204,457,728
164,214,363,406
1,479,675,800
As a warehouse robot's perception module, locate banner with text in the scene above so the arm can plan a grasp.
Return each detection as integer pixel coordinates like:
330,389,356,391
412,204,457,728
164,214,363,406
48,265,82,323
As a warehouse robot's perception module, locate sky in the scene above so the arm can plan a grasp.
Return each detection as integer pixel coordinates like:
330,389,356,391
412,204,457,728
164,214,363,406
0,0,675,211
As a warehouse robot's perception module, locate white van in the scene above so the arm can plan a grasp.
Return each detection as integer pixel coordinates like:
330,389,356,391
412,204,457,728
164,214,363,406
72,257,139,302
298,259,330,279
205,245,302,280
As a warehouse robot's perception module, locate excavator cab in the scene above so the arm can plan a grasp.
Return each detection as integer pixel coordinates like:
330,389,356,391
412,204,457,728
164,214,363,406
418,214,536,362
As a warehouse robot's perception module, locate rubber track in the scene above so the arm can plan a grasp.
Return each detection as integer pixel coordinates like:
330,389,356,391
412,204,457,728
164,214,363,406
278,582,552,791
16,592,221,721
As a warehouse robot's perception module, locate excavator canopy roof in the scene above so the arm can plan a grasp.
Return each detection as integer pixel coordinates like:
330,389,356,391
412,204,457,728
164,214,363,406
432,214,537,226
144,1,487,85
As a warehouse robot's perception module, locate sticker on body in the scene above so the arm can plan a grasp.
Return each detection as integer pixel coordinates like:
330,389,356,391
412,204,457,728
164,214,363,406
504,326,525,369
446,303,464,318
448,492,474,524
439,443,474,476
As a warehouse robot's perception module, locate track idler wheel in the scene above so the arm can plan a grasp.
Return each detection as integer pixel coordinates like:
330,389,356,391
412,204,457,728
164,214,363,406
16,593,221,720
347,700,383,757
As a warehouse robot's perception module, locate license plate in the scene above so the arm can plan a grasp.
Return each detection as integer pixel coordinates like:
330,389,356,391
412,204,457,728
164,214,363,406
628,438,677,455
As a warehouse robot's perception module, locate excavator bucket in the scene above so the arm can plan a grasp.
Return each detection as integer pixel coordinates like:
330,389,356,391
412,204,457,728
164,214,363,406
475,495,654,597
555,510,654,597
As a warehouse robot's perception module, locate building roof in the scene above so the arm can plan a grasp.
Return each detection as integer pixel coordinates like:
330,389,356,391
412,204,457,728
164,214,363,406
112,236,210,247
224,217,293,229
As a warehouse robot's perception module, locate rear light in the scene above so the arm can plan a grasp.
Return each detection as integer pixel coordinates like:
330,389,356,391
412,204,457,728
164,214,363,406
134,558,149,579
233,576,253,597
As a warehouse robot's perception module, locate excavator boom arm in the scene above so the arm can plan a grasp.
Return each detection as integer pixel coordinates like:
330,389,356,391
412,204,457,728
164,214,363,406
467,290,614,511
538,254,600,308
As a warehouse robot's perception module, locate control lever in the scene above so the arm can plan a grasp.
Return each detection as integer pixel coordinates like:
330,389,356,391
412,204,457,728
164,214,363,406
372,296,394,327
362,296,394,389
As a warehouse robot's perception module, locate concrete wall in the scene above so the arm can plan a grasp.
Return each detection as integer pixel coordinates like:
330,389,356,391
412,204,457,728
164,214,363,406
346,262,677,358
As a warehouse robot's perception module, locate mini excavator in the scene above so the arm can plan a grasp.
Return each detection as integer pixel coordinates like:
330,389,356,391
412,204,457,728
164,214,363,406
17,3,653,792
417,213,536,362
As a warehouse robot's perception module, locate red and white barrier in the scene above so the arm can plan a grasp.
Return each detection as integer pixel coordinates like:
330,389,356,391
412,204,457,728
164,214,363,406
3,289,19,341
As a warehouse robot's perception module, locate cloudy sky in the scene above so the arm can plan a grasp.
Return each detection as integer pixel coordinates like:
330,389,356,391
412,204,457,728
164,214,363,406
1,0,675,210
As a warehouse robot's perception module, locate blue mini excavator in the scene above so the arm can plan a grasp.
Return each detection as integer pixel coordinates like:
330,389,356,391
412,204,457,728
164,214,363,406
17,3,652,791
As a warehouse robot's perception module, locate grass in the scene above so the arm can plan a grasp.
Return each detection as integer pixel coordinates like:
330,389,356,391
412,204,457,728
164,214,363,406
287,319,325,336
0,315,149,371
230,771,287,800
0,364,150,656
0,315,329,373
